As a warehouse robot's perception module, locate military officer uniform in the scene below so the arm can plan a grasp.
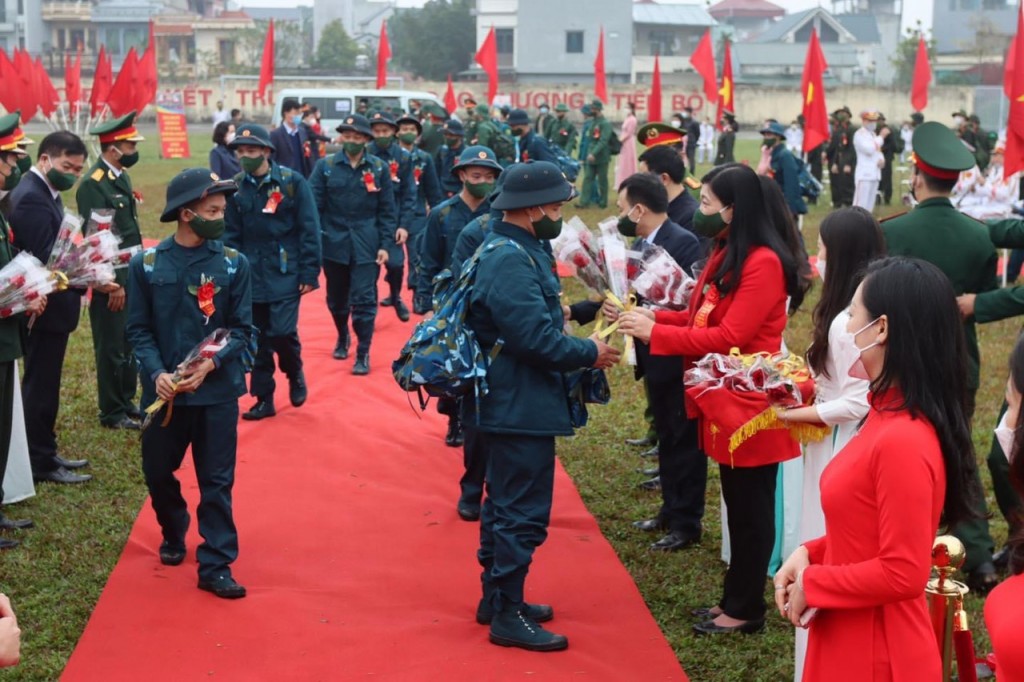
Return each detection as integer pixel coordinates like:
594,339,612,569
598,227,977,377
224,124,321,420
76,112,145,428
125,169,252,599
881,121,999,591
826,106,857,207
436,119,467,197
878,113,903,205
395,114,444,303
545,103,578,155
578,99,613,209
309,114,398,374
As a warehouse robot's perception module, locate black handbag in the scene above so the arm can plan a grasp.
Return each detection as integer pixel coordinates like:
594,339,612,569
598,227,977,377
564,367,611,428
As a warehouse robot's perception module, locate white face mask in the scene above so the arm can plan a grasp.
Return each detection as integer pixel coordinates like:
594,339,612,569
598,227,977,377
671,120,682,129
865,122,877,133
995,411,1016,460
225,132,236,144
848,317,881,380
953,116,965,127
817,259,826,281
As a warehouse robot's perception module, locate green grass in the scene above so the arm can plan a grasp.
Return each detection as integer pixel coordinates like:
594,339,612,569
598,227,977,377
0,135,1015,680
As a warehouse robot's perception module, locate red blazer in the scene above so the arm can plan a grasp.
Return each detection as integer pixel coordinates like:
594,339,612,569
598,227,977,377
801,389,944,682
985,573,1024,682
650,243,798,467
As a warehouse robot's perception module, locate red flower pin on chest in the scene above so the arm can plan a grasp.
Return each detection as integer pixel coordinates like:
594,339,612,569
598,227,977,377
189,274,220,324
263,190,284,214
413,166,423,186
389,160,400,182
363,171,380,193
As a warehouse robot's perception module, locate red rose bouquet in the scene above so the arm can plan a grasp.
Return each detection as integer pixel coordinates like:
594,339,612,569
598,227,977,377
142,328,232,430
631,244,696,311
46,211,122,288
551,218,609,295
0,252,58,318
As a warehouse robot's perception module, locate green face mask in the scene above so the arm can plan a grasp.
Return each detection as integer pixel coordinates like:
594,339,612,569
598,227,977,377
118,150,140,168
46,167,77,192
465,181,494,199
240,155,266,175
1,165,21,191
374,136,394,150
762,137,776,148
531,209,563,240
16,155,31,174
617,206,639,237
511,127,526,137
187,211,226,240
398,132,419,145
692,207,729,239
343,141,366,157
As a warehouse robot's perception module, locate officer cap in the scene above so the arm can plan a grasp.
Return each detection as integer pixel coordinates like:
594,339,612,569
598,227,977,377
369,110,399,130
463,95,478,107
831,106,851,117
507,109,530,126
859,110,881,121
0,112,28,156
229,123,275,151
336,114,374,137
722,109,736,119
876,112,886,121
759,121,787,137
951,109,968,118
554,103,569,113
396,113,423,134
590,99,604,111
160,168,237,223
426,103,449,120
910,112,924,124
490,161,577,211
450,145,502,178
442,119,464,137
474,103,491,116
909,121,976,180
90,111,145,143
968,113,980,124
637,122,683,148
3,112,34,148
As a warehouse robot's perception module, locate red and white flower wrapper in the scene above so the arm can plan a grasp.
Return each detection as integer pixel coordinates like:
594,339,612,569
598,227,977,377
553,228,610,295
631,244,696,311
45,211,85,272
0,253,57,318
113,245,142,270
83,209,120,242
600,232,636,364
142,328,232,430
61,230,121,288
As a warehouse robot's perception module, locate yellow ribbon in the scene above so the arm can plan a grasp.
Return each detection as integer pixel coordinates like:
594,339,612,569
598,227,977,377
596,291,637,363
50,271,70,292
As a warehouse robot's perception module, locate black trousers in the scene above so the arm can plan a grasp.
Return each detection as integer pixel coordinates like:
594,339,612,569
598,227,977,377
0,361,14,504
650,379,705,537
718,462,778,621
460,422,488,507
23,329,69,474
250,299,302,399
989,402,1022,532
322,259,379,357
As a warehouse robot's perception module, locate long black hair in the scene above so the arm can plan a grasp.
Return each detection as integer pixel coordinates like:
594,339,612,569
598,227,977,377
806,207,886,378
860,257,981,528
212,120,233,147
757,175,811,313
701,164,803,309
1007,333,1024,574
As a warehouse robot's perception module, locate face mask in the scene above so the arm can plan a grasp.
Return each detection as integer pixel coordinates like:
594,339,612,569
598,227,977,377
186,210,226,240
444,135,461,146
837,113,849,123
671,120,682,129
343,141,366,157
16,155,31,174
531,208,563,240
865,122,877,133
995,411,1016,460
46,167,77,192
762,137,776,148
465,181,494,199
240,155,266,175
617,206,639,237
682,113,691,120
118,149,140,168
692,206,729,239
374,135,394,149
817,259,826,281
848,317,881,380
399,132,419,145
511,127,526,137
953,116,965,126
540,107,549,114
225,132,236,144
0,164,20,191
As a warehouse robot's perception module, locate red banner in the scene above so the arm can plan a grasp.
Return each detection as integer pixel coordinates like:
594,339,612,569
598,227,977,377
156,92,190,159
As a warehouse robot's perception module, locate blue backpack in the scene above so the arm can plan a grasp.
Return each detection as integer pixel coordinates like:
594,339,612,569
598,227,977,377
392,237,524,409
552,144,581,182
794,156,822,199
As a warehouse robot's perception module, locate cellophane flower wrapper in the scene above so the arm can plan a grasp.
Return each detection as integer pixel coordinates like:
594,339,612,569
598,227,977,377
142,328,232,429
83,209,120,242
112,245,142,270
553,224,610,295
631,244,696,311
0,252,57,318
45,211,85,272
60,230,122,287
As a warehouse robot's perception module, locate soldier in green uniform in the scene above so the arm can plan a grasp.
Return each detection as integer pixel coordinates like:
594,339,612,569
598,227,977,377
881,120,1000,593
126,168,252,599
76,111,145,429
224,124,321,422
417,104,446,158
826,106,857,207
545,103,577,155
0,115,45,547
472,104,500,151
435,119,467,198
309,114,397,375
462,96,479,145
578,99,613,209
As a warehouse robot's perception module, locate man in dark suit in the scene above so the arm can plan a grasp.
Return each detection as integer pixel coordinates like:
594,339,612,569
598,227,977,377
638,143,700,235
607,173,703,551
10,131,92,484
682,107,701,174
269,98,316,177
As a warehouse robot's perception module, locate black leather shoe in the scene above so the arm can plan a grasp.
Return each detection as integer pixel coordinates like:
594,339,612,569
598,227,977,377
0,515,33,530
352,355,370,375
693,617,765,635
34,467,92,484
103,416,141,431
637,476,661,491
650,531,700,552
691,606,721,619
289,371,308,407
198,575,246,599
394,298,411,322
445,415,464,447
126,407,144,420
159,542,186,566
632,518,667,532
0,538,18,550
639,445,659,459
625,435,656,447
457,502,481,522
333,335,350,360
476,600,554,625
380,295,395,307
242,399,276,421
967,561,1000,595
637,466,659,477
54,455,89,470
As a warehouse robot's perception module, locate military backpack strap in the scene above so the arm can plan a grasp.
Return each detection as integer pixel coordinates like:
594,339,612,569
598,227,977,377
878,211,908,224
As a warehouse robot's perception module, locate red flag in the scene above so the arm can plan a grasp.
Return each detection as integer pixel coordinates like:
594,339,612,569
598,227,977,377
690,29,718,106
134,21,158,114
1005,2,1024,177
90,45,113,117
444,74,458,114
801,28,830,153
1005,40,1016,100
715,39,735,129
376,20,391,89
35,57,60,119
258,19,275,99
106,48,139,117
910,36,931,112
0,50,18,116
13,49,37,122
474,26,498,104
649,54,662,122
65,51,82,117
594,27,607,103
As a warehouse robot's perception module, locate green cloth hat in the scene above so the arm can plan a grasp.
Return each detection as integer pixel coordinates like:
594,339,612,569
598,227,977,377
450,145,502,178
228,123,275,151
831,106,851,117
910,121,977,179
490,161,577,211
0,112,28,155
474,103,490,116
369,110,399,130
554,103,569,113
89,111,145,142
590,99,604,111
636,122,684,148
335,114,373,137
951,109,968,118
161,168,237,223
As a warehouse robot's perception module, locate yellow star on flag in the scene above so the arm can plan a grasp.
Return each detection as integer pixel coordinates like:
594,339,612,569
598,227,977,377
718,77,732,101
806,82,815,105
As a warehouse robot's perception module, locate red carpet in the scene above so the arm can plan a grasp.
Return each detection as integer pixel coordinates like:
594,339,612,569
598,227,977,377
61,277,687,681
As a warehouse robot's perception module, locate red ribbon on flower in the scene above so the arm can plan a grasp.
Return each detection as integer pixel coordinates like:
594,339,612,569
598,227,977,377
693,283,720,329
363,171,379,193
413,166,423,186
389,160,399,182
197,280,216,319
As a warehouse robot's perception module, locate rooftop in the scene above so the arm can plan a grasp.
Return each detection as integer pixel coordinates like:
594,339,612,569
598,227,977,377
707,0,785,20
633,2,716,27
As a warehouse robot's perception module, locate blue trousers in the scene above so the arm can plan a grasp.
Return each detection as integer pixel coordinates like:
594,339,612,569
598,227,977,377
323,259,379,356
250,298,302,399
459,422,489,507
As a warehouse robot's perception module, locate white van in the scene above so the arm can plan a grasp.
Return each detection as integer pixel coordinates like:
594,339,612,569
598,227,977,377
271,88,446,132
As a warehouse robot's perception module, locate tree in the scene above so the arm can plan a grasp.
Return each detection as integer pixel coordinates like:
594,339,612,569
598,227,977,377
314,19,361,71
390,0,475,81
239,19,304,70
890,24,935,90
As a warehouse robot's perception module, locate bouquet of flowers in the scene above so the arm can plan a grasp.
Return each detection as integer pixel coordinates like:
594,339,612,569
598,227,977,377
0,252,57,318
83,209,118,240
46,211,122,288
142,328,231,430
551,217,609,295
631,244,697,311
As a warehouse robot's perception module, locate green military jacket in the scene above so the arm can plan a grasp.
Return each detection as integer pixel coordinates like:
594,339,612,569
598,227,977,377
546,117,578,154
587,115,614,164
418,120,444,158
0,214,23,363
973,218,1024,323
883,197,999,391
76,160,142,287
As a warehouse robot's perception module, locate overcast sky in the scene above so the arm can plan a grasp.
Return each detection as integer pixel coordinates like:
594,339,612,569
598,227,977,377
237,0,933,33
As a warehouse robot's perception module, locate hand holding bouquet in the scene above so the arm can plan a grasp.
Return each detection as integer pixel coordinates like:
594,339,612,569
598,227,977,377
552,218,609,295
142,328,231,430
0,253,56,318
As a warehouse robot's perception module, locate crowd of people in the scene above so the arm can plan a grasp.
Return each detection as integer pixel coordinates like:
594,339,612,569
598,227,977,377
0,90,1023,679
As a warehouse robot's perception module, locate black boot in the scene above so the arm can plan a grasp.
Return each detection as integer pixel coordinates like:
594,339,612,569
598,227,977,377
445,414,464,447
289,370,307,407
385,266,409,321
242,398,276,421
489,605,568,652
352,354,370,375
333,334,350,360
394,297,411,322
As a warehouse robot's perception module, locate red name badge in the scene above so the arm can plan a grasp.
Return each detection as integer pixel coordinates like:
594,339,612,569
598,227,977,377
263,190,284,214
363,171,380,193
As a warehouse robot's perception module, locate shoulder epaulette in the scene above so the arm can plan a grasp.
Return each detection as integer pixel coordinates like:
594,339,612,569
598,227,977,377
223,246,239,259
878,211,908,224
90,168,105,182
684,177,702,190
